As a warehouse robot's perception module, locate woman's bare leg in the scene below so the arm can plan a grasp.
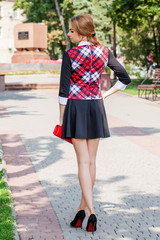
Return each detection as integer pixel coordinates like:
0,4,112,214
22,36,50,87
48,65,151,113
72,139,94,216
78,139,100,214
72,138,100,216
88,138,100,186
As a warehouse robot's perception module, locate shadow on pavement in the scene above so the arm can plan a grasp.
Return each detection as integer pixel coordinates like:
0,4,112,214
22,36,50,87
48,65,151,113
111,126,160,136
40,174,160,239
23,136,65,171
1,129,160,239
0,90,46,101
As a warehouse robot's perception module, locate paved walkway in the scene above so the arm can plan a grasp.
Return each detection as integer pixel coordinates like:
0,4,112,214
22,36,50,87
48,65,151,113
0,89,160,240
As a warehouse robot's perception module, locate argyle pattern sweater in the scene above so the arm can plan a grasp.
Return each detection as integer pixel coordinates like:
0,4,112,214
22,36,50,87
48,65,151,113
59,41,131,105
67,45,108,100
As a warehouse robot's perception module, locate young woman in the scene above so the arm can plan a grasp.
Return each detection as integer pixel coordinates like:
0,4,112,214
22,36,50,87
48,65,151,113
58,14,131,233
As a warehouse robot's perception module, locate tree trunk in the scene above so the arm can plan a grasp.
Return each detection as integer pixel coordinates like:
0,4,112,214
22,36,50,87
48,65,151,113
152,25,158,64
60,42,66,54
157,23,160,65
113,22,117,79
54,0,70,50
47,45,57,60
113,23,117,58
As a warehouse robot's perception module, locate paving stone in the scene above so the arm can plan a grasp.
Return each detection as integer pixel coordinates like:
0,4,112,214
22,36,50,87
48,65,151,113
0,90,160,240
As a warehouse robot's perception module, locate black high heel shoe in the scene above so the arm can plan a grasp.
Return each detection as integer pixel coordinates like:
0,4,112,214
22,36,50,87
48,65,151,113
70,210,86,228
86,214,97,233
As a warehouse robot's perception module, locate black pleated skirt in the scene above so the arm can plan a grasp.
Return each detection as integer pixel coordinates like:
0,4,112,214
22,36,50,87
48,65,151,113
62,99,110,139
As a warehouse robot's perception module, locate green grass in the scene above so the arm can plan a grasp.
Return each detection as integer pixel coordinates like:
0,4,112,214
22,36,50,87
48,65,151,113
120,78,153,95
0,70,60,75
0,164,16,240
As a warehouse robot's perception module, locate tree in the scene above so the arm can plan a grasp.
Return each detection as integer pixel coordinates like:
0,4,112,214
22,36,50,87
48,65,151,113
107,0,160,67
54,0,70,49
14,0,113,58
14,0,70,58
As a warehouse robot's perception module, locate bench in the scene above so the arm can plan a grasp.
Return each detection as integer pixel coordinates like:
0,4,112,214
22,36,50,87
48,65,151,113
138,68,160,100
153,68,160,86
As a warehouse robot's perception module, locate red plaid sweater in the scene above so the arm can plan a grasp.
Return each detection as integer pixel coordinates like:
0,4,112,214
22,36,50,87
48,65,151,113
59,41,131,105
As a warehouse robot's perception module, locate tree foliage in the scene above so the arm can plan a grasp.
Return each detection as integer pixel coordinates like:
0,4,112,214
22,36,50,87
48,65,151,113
14,0,113,58
62,0,112,46
107,0,160,67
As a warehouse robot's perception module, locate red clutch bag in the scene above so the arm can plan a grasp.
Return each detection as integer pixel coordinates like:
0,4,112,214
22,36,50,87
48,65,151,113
53,125,72,144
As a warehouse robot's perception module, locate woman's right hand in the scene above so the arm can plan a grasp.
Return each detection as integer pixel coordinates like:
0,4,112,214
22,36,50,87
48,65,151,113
59,104,66,126
59,117,63,126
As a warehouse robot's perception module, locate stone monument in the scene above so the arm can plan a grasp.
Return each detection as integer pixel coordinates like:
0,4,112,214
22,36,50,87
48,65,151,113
12,22,50,63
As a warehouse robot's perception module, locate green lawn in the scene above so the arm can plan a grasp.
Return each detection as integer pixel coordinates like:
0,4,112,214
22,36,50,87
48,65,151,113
0,70,60,75
0,158,16,240
120,78,153,95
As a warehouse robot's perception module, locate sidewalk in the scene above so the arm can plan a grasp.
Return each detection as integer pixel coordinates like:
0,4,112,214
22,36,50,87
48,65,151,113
0,89,160,240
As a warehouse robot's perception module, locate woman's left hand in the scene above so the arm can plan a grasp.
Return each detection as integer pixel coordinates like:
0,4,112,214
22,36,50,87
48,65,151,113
102,86,120,99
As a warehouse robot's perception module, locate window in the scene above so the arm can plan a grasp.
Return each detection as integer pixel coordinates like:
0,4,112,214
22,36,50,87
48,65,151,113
14,9,19,20
0,27,2,38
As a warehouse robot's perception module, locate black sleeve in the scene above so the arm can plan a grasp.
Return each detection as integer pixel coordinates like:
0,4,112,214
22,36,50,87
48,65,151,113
107,50,131,85
59,51,72,98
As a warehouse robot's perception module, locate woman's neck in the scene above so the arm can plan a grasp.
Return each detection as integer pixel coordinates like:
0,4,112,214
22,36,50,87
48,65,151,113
78,41,91,46
80,36,88,42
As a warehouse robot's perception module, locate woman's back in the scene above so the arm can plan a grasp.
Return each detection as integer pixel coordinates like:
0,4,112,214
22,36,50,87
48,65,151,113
67,42,109,100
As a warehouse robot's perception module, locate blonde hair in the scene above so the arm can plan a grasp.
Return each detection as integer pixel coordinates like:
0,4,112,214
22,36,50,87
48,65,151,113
70,14,101,45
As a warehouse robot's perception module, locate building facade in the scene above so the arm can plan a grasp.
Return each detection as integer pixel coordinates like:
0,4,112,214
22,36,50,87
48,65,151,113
0,0,26,63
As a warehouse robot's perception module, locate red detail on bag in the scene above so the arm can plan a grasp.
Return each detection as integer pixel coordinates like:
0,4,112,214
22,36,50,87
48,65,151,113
53,125,72,144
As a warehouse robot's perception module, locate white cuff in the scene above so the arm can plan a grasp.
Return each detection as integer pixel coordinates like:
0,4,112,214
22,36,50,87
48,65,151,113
58,96,68,105
114,80,127,90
